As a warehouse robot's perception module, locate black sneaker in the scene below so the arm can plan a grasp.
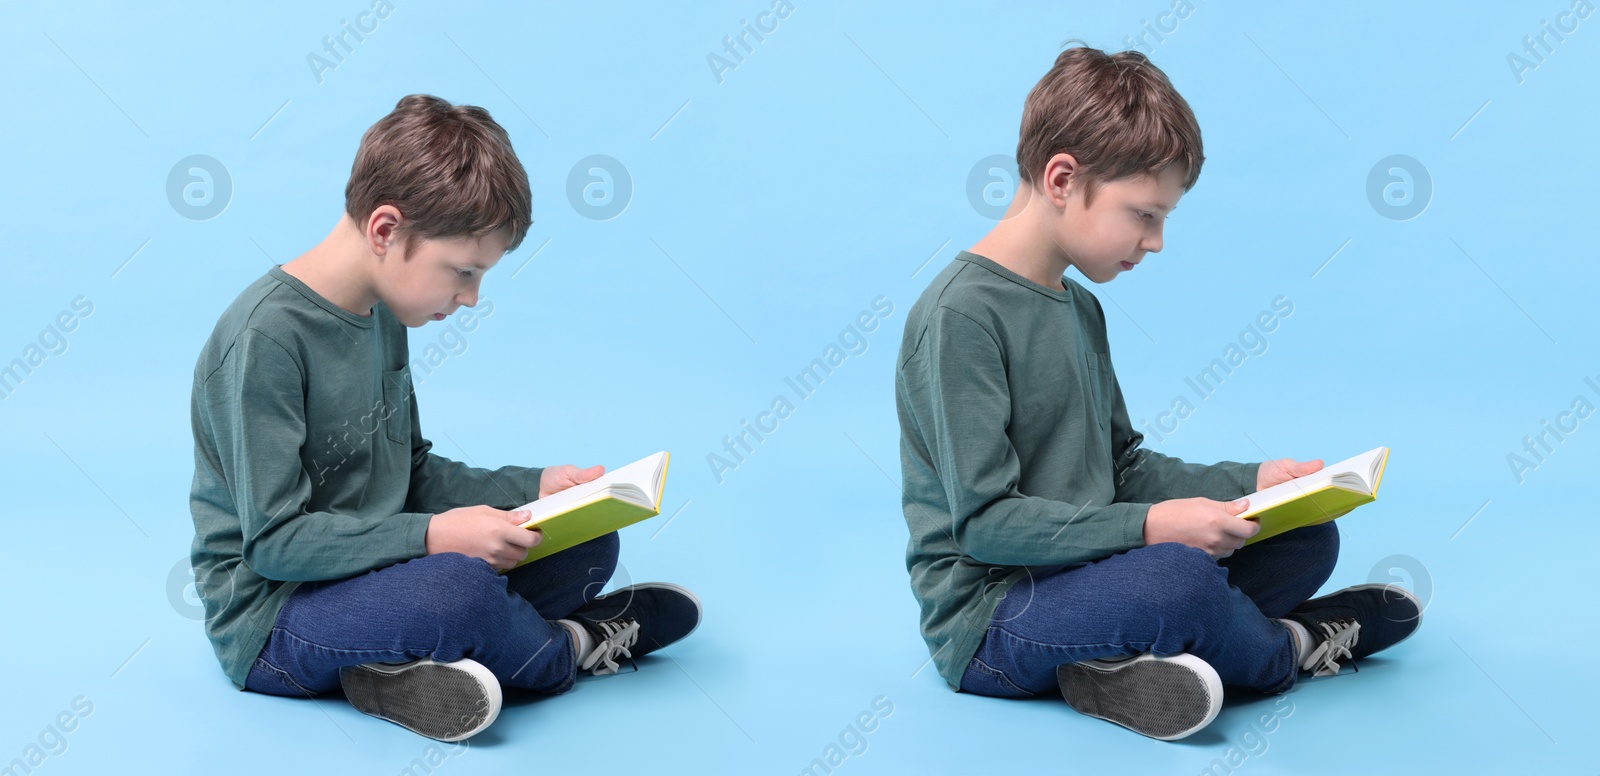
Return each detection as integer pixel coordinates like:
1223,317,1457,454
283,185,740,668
1285,583,1423,676
338,657,500,741
1055,653,1223,741
566,582,701,675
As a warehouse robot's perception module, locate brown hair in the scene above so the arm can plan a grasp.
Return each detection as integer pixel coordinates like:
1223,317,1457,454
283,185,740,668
345,94,533,256
1016,43,1203,207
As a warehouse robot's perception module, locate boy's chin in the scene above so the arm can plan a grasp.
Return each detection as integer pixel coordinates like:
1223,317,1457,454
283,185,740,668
1099,262,1137,283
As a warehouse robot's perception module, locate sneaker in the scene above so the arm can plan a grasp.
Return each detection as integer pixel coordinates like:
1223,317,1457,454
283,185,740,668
338,657,501,741
1055,653,1223,741
564,582,701,675
1285,583,1423,677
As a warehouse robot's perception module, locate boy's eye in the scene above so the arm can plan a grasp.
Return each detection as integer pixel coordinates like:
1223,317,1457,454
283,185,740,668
456,269,473,278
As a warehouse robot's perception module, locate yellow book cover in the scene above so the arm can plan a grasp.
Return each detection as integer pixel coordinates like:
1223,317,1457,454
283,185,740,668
502,451,670,572
1239,447,1389,545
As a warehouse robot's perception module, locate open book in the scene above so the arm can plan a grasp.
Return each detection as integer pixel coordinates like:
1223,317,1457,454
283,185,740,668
1239,447,1389,545
504,451,671,572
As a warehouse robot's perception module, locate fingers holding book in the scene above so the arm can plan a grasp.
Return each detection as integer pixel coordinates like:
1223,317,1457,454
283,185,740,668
1256,458,1325,491
425,505,546,572
1145,497,1262,559
539,464,607,500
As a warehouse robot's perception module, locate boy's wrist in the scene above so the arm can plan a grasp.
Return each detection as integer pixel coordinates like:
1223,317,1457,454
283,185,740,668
1140,501,1166,546
1245,461,1264,494
521,466,546,503
420,511,452,557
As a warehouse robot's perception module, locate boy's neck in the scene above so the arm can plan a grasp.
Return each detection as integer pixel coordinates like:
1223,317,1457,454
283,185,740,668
280,216,382,318
967,186,1074,291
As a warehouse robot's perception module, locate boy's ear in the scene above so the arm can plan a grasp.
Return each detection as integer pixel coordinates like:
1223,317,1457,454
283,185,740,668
1041,152,1082,207
366,206,405,257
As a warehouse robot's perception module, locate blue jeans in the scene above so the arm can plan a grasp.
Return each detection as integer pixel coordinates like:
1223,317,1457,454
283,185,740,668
959,523,1339,698
244,532,620,698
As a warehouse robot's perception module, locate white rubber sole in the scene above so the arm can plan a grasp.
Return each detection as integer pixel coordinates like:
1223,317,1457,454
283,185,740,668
338,658,501,742
1056,653,1224,741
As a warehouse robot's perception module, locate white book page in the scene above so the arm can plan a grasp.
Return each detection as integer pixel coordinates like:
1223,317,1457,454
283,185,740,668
515,451,668,524
1239,447,1387,518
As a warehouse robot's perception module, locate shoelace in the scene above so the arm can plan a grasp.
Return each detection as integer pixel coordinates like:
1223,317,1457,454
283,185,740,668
579,619,641,676
1304,618,1360,677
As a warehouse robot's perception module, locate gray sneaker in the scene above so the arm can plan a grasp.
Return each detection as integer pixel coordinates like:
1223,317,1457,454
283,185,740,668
338,657,501,741
1055,652,1223,740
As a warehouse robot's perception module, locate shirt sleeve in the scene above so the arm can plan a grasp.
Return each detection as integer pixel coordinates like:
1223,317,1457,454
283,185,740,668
404,438,544,514
910,307,1149,567
1104,353,1260,504
202,329,431,582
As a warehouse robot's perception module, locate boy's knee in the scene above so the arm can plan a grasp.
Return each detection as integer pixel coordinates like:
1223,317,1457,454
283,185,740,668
587,531,621,573
566,531,621,583
1140,541,1217,573
1310,520,1339,552
1300,521,1340,581
411,551,498,584
1132,543,1229,617
398,553,507,628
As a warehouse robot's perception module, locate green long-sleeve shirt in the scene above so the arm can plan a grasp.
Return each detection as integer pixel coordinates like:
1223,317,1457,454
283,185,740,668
895,251,1260,690
189,265,544,690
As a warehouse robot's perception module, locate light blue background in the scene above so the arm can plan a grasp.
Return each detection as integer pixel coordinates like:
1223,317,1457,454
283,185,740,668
3,1,1597,773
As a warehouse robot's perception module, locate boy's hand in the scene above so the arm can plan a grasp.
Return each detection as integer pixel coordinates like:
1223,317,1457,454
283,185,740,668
1257,458,1323,491
425,506,542,571
538,464,605,499
1144,497,1260,558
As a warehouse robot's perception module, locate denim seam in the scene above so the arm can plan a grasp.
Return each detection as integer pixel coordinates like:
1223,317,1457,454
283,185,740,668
988,623,1153,655
967,656,1034,697
268,623,439,661
251,655,317,698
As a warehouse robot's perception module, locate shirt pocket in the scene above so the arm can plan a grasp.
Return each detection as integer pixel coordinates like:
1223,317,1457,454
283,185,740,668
380,367,413,446
1084,350,1112,432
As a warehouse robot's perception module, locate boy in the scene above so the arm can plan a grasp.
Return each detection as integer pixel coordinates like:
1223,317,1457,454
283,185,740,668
188,95,701,742
895,47,1421,740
